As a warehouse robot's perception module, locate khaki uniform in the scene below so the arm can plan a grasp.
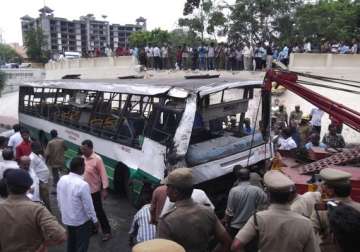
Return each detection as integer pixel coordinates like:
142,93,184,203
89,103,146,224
236,204,320,252
132,239,185,252
310,168,360,252
291,191,321,218
157,199,218,252
311,197,360,251
0,194,66,251
45,138,67,185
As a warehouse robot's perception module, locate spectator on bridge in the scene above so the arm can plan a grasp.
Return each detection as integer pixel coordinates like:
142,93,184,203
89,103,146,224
161,44,169,70
81,139,112,241
208,42,215,70
339,43,350,54
153,45,161,70
181,44,190,70
57,157,98,252
351,39,358,54
242,43,252,71
322,124,346,149
198,43,207,70
191,47,199,71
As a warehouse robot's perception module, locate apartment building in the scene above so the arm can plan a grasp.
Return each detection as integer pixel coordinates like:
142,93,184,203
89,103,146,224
21,6,146,55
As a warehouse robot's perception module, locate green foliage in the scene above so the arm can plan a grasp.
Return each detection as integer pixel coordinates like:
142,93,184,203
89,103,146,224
0,44,21,64
128,29,171,48
24,28,50,63
129,28,204,48
228,0,301,44
0,70,6,97
287,0,360,45
180,0,228,39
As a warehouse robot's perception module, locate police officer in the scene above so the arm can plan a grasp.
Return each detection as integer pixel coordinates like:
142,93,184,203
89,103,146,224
232,170,320,252
157,168,231,252
0,169,66,251
311,168,360,251
132,239,185,252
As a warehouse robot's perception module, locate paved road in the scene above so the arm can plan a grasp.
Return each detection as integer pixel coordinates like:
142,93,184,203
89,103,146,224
49,191,137,252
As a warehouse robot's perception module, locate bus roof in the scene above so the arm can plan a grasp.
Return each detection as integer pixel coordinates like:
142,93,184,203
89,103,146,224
22,78,263,98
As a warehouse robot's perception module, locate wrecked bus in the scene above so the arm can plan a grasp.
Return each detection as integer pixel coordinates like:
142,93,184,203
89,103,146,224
18,77,272,206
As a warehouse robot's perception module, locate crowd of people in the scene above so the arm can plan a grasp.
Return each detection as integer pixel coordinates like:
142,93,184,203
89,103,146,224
271,100,346,153
55,38,360,72
0,125,112,251
0,119,359,252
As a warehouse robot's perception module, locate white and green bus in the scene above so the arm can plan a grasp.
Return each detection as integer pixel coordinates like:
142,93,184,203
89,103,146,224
18,78,273,207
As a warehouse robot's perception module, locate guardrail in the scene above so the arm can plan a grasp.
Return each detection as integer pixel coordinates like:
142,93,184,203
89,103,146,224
45,56,139,80
289,53,360,71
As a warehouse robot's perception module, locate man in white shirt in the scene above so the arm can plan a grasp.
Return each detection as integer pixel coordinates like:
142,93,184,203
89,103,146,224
160,188,214,217
30,142,51,211
57,156,98,252
310,107,324,134
0,148,19,179
153,45,161,70
242,43,252,71
207,42,215,70
278,128,297,150
161,45,169,70
7,124,22,156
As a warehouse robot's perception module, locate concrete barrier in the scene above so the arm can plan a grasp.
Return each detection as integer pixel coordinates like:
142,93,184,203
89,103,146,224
289,53,360,73
1,68,45,94
45,56,138,80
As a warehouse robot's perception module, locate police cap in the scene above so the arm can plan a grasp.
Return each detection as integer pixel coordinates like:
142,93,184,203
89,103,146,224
4,169,33,188
165,168,193,189
132,239,185,252
320,168,351,186
264,170,295,192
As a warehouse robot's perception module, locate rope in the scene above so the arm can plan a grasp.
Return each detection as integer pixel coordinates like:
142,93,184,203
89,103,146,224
246,93,262,167
297,80,360,95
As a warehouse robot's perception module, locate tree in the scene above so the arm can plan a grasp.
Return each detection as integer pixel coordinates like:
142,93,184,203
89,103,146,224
179,0,228,40
129,29,171,48
227,0,301,44
0,44,21,65
24,28,50,63
288,0,360,46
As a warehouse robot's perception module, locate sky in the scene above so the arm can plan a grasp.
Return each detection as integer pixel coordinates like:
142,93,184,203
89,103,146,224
0,0,189,45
